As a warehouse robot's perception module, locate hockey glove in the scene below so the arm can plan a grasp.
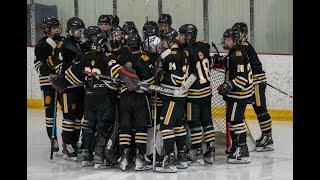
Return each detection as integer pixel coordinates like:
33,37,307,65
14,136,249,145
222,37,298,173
217,81,233,95
118,64,141,91
48,74,68,92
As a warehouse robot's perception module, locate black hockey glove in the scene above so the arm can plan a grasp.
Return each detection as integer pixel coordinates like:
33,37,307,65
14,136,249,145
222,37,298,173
48,74,68,92
217,81,233,95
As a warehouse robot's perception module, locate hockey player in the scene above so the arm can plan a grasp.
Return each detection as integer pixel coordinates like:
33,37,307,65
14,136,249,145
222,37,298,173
122,21,138,40
218,28,253,164
107,28,153,171
232,22,274,152
178,24,216,165
51,17,86,160
97,14,120,38
155,28,189,173
158,14,172,38
34,16,64,152
49,26,119,168
142,21,159,40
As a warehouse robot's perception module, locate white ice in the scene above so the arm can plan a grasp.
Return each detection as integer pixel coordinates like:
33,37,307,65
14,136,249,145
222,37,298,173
27,109,293,180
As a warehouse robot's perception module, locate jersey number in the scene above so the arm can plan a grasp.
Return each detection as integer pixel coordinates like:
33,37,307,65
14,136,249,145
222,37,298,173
169,62,176,71
196,58,210,84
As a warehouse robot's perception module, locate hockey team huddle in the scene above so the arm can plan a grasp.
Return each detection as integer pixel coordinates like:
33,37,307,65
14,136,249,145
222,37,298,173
34,13,274,173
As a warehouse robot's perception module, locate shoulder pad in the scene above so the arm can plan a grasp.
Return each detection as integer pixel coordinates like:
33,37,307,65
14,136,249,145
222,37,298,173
141,54,150,61
171,50,177,55
235,50,243,57
199,40,208,44
241,41,249,46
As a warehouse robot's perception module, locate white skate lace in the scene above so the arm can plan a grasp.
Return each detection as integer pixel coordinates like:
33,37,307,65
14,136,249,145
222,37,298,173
233,147,241,159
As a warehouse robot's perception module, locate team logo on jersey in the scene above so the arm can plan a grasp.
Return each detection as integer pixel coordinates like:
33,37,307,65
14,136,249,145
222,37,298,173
44,96,51,105
141,54,150,61
198,51,204,60
171,50,177,55
241,41,249,46
56,41,63,48
91,60,95,66
184,50,189,57
236,51,243,57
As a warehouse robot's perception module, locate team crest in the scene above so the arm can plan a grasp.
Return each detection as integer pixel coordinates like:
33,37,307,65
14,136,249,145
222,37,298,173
236,51,243,57
198,51,204,60
91,60,95,66
141,54,149,61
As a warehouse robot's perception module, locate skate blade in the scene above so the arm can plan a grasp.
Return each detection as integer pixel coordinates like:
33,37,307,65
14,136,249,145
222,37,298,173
188,159,205,166
155,166,178,173
227,157,250,164
82,161,94,167
93,164,106,170
204,158,214,164
256,146,274,152
119,164,128,171
63,155,77,161
135,165,153,171
176,162,188,169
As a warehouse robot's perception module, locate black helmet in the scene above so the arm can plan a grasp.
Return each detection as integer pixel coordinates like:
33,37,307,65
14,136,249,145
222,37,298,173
66,17,85,32
232,22,248,35
162,28,178,46
109,15,119,26
108,25,125,49
97,14,109,25
126,32,141,50
84,26,103,41
122,21,138,36
42,16,60,34
221,28,240,50
178,24,197,45
142,21,159,40
158,14,172,25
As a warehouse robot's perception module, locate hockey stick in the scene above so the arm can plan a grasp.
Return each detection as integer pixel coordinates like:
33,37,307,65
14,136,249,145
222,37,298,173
50,90,58,159
152,91,157,171
211,42,220,56
262,82,293,99
243,118,256,152
84,71,197,96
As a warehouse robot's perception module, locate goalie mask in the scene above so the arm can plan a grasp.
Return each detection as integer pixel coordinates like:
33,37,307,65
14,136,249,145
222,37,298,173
142,35,161,54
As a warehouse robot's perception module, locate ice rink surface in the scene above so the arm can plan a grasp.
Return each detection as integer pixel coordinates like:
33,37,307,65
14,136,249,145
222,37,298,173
27,109,292,180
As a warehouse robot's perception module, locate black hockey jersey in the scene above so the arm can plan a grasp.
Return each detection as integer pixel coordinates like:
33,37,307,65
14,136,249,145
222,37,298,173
63,50,118,95
107,49,154,94
224,45,254,101
52,36,85,78
184,41,212,101
34,36,64,90
240,40,266,84
160,47,188,100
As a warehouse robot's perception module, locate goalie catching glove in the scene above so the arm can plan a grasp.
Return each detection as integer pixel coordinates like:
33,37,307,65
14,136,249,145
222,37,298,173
217,81,233,95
